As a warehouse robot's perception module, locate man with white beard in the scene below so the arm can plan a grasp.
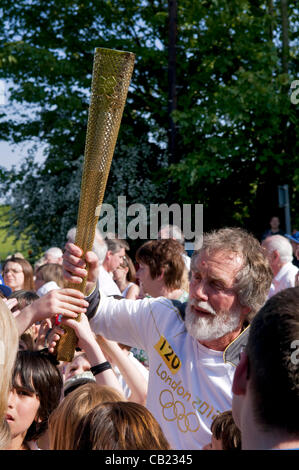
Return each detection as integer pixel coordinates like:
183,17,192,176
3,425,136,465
62,228,272,450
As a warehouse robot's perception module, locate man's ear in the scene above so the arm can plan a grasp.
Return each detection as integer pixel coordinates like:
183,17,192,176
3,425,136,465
240,305,251,318
232,352,249,395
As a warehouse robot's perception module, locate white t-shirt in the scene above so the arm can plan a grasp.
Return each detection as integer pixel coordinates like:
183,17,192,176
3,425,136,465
98,266,121,296
268,261,298,298
36,281,60,296
90,294,235,450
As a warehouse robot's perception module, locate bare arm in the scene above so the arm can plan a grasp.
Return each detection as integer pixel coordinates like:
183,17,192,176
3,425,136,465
49,314,123,393
14,289,89,336
125,284,140,300
97,335,148,405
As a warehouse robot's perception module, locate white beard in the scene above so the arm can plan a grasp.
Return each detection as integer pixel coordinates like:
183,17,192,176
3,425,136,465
185,300,242,342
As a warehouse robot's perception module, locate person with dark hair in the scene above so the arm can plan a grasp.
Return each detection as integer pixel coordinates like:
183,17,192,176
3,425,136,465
73,401,171,450
63,227,273,449
232,287,299,449
2,256,34,292
261,216,285,241
135,238,188,301
203,410,241,450
8,290,40,311
5,349,63,450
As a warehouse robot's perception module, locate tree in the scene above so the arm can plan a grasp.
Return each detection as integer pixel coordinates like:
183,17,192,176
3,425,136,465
0,0,169,256
0,0,298,257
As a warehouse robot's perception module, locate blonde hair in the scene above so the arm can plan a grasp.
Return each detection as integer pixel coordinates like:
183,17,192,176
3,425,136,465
48,383,125,450
0,418,11,450
0,299,19,448
35,263,65,288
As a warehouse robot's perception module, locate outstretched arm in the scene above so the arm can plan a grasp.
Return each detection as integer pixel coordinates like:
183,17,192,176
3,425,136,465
97,335,148,405
49,314,123,393
14,288,89,336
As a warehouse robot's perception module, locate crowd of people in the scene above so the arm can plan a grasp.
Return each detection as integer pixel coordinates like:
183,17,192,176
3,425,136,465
0,222,298,451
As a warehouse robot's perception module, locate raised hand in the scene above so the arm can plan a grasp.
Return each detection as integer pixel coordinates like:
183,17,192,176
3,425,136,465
62,242,99,295
14,288,89,335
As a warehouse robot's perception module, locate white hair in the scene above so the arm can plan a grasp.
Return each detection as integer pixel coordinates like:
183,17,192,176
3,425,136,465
158,224,185,245
264,235,293,263
185,300,242,342
66,227,107,265
44,247,63,258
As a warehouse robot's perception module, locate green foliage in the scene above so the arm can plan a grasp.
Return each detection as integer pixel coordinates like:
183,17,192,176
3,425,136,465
0,205,31,261
0,0,299,253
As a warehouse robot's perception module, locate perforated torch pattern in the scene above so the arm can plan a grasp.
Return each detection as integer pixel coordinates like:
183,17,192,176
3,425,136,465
57,48,135,362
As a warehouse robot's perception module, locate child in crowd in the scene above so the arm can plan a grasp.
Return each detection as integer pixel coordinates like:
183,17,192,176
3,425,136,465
34,263,65,296
49,383,125,449
49,314,148,404
5,350,63,450
202,410,241,450
73,401,171,450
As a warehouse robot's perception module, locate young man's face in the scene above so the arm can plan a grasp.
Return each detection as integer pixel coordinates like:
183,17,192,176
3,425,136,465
136,262,161,297
270,217,280,230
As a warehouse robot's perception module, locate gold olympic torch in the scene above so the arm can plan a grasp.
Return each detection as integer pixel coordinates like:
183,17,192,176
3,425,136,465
56,48,135,362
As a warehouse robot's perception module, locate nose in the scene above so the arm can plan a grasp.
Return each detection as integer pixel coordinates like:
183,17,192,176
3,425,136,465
7,390,16,408
190,279,209,302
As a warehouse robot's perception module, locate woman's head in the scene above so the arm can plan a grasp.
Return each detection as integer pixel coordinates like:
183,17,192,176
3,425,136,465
49,383,125,450
2,257,34,292
0,299,18,448
8,350,62,444
34,263,65,291
74,401,171,450
113,254,136,284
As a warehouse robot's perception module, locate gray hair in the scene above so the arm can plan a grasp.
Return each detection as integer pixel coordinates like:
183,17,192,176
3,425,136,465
158,224,185,245
192,227,273,319
44,247,63,258
263,235,293,264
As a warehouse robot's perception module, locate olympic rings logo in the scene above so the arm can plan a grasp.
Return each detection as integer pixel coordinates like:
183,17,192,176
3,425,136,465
159,389,200,433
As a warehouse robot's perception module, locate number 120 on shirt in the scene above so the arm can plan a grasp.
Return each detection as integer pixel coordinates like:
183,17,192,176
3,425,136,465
154,335,182,374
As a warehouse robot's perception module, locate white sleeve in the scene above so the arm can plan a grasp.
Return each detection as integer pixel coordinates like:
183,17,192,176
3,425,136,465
89,293,157,351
